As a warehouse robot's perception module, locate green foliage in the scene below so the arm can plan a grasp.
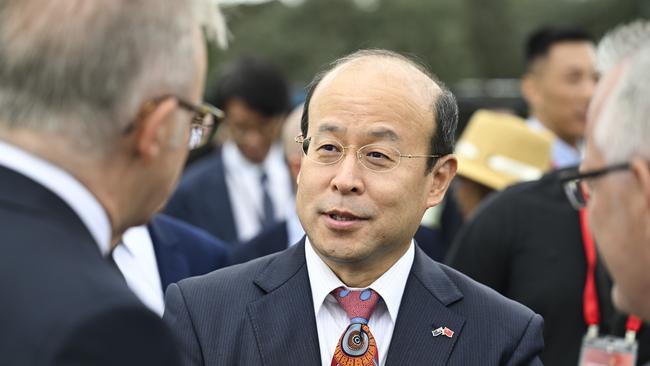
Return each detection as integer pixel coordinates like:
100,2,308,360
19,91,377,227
207,0,645,92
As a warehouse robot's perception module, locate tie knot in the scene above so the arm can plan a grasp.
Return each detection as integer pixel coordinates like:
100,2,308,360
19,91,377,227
332,287,380,324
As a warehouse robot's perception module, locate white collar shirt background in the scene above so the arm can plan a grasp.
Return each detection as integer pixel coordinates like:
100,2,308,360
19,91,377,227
222,140,292,242
527,117,582,168
112,225,165,316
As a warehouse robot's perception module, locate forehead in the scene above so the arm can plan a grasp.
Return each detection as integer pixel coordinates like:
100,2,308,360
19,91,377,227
308,57,438,139
538,41,596,72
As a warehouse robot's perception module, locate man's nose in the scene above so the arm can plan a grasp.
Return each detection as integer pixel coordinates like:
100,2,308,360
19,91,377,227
330,150,365,195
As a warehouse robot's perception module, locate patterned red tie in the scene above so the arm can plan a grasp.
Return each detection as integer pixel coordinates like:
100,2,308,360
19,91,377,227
331,287,380,366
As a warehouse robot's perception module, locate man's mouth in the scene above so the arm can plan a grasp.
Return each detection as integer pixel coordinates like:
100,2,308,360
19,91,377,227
323,209,367,222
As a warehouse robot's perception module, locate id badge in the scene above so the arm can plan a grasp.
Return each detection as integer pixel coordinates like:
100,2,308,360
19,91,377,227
578,335,638,366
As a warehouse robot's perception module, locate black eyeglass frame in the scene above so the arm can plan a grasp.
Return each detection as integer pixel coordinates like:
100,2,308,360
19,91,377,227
558,162,631,210
122,95,224,149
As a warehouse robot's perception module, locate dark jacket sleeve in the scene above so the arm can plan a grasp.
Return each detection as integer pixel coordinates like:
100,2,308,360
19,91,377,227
163,283,204,366
506,313,545,366
50,306,180,366
445,193,514,293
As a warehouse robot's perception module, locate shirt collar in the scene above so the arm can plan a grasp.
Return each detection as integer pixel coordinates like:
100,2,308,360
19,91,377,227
526,117,583,168
222,140,284,175
0,140,112,256
305,236,415,322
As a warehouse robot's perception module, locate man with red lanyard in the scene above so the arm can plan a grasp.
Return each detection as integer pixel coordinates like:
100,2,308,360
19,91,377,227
560,20,650,366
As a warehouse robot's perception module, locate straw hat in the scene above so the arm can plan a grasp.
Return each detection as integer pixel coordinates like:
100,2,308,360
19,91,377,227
455,109,553,190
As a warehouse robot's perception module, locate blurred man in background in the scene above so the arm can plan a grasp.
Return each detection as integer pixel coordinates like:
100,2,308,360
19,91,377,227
521,26,598,168
0,0,225,364
165,55,293,245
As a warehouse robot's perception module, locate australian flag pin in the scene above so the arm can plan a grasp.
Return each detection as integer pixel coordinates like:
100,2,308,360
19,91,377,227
432,326,454,338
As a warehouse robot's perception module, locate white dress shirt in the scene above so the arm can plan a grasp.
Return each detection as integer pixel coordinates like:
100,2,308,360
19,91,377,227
112,225,165,316
527,117,582,168
222,140,292,242
0,140,111,255
305,237,415,366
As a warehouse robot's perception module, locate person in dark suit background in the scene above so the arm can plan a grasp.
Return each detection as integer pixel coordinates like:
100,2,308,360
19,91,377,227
0,1,226,364
113,214,230,316
164,49,544,365
165,56,293,245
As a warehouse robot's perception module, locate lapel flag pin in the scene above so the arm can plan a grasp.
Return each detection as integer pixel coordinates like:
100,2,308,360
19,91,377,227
432,326,454,338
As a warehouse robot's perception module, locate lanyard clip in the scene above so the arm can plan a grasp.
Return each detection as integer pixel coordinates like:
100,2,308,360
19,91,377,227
586,324,599,339
625,330,637,343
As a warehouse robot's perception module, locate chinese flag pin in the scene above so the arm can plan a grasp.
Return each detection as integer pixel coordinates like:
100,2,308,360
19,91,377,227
432,326,454,338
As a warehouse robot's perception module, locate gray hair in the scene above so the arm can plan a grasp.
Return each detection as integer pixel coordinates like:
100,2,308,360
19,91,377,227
593,21,650,162
300,49,458,172
594,46,650,163
0,0,222,156
596,20,650,75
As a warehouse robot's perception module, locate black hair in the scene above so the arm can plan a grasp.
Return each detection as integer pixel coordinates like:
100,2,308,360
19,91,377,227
525,26,594,69
300,49,458,172
207,55,290,118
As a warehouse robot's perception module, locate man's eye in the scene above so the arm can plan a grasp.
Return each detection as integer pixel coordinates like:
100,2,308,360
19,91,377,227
367,151,389,160
318,144,340,152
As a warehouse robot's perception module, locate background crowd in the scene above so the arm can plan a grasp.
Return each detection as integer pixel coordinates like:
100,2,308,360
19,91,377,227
1,0,650,365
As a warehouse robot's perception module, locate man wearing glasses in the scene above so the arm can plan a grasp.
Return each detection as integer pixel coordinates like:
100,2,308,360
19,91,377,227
561,32,650,322
164,49,544,365
0,0,225,364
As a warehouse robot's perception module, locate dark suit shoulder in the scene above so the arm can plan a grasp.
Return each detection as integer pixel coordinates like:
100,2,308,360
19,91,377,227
151,214,229,253
49,303,179,366
178,151,224,188
440,262,537,318
229,221,288,265
175,250,285,303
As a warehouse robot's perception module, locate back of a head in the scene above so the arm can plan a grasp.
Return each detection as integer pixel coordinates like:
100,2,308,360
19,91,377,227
593,20,650,164
0,0,200,157
594,46,650,164
209,55,290,118
525,26,593,70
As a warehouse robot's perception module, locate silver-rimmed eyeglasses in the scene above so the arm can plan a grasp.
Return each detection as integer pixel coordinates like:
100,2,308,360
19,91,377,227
295,134,441,173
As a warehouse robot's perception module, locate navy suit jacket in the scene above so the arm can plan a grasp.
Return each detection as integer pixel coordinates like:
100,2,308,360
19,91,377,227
229,222,447,265
164,240,544,365
148,214,230,290
164,150,239,244
0,166,179,366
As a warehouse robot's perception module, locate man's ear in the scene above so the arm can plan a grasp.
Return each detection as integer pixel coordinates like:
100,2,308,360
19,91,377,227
631,157,650,210
134,98,178,162
521,74,540,107
425,154,458,208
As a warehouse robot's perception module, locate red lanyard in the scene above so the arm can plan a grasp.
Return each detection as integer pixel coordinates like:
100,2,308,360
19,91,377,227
579,208,642,335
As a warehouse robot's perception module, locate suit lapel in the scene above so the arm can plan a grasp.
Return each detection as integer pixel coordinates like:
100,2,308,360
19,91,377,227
385,247,466,365
247,240,321,365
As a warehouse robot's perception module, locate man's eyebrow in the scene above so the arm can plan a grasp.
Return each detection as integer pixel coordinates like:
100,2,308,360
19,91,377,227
317,123,346,134
368,128,399,141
